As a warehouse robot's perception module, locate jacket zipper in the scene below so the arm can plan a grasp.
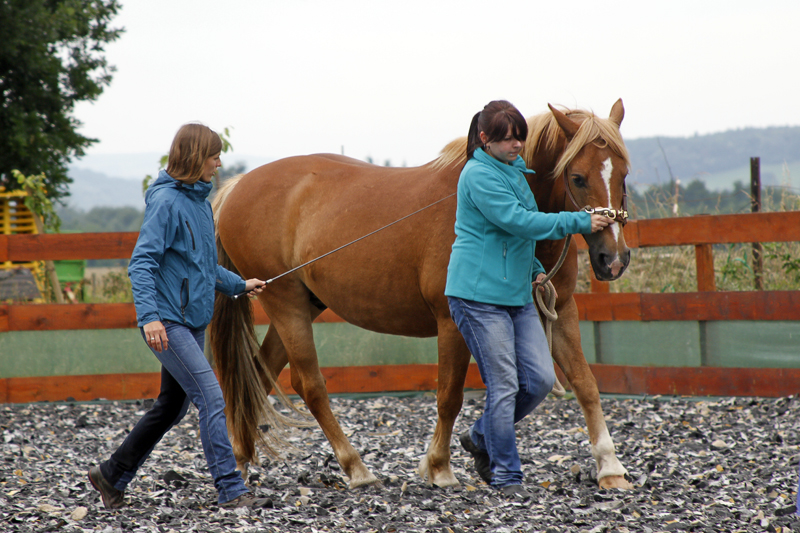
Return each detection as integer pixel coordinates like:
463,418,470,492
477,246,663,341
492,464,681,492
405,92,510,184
185,220,196,250
180,278,188,323
502,242,508,280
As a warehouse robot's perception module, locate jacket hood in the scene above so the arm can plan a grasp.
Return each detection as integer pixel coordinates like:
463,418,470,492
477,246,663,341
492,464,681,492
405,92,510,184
145,169,213,204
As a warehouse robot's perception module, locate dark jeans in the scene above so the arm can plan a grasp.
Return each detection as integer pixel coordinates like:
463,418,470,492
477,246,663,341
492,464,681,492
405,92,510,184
99,322,248,504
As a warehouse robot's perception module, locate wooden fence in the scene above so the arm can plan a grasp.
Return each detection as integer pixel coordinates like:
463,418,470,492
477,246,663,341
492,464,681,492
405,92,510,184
1,211,799,403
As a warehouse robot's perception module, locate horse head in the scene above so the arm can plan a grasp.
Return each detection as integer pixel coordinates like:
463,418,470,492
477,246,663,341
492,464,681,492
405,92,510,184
548,100,631,281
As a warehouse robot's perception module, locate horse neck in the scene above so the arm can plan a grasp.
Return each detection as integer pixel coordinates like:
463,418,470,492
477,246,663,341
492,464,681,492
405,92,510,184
526,139,568,215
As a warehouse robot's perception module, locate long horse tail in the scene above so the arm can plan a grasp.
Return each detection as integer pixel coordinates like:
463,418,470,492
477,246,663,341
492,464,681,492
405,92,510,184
210,175,311,463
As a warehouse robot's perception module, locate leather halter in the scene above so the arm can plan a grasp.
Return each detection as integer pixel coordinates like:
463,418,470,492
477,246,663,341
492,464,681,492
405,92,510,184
562,165,629,226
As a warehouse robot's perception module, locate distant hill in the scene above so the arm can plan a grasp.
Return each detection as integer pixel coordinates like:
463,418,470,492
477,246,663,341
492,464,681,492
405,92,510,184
62,127,799,210
70,152,165,181
625,126,800,191
65,153,274,211
64,167,145,211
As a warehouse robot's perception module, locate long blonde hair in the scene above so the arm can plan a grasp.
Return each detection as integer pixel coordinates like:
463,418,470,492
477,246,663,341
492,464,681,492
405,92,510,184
166,123,222,184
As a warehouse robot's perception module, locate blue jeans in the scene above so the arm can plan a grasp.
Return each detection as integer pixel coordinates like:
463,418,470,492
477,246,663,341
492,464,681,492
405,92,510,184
448,297,555,487
100,322,248,504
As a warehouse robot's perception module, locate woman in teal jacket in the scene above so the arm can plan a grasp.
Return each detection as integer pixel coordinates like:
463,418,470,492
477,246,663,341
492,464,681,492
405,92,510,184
446,101,611,498
88,124,268,509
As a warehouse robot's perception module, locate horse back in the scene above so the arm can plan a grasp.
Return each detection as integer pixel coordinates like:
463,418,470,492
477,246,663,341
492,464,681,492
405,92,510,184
217,154,461,337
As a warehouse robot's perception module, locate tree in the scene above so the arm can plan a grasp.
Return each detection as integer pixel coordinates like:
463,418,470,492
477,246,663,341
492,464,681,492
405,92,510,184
0,0,123,201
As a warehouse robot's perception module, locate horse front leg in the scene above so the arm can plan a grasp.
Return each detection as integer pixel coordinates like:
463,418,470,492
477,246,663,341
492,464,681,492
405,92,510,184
274,313,379,489
552,299,632,489
418,319,471,488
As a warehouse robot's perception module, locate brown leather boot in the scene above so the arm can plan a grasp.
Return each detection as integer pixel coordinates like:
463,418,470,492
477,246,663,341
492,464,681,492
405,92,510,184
88,466,125,509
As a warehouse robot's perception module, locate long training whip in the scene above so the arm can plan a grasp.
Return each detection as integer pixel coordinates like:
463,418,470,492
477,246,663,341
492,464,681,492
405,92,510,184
232,192,457,299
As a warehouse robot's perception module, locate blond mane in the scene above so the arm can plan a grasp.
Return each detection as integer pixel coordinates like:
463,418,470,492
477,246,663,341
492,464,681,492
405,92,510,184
211,174,244,235
430,137,468,171
431,106,630,178
524,108,631,179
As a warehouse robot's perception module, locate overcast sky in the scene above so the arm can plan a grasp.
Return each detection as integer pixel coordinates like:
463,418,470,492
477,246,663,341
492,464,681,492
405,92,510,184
73,0,800,174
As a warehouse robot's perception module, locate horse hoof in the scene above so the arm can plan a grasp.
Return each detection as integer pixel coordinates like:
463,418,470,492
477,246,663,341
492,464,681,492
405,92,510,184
348,475,382,490
347,468,381,490
418,456,459,488
598,475,634,490
432,473,460,488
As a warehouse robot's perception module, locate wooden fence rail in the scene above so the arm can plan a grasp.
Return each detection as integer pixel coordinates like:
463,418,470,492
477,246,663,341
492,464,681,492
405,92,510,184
3,211,799,260
2,211,799,330
1,211,799,401
4,365,800,404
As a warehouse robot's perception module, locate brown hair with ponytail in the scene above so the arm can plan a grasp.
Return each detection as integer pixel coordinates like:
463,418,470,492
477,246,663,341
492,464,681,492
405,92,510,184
466,100,528,160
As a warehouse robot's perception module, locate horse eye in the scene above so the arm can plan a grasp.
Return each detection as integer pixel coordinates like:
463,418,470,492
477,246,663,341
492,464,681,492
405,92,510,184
571,174,588,188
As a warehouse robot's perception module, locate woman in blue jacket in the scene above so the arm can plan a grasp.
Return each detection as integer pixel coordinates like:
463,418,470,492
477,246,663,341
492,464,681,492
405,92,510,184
446,101,612,499
88,124,268,509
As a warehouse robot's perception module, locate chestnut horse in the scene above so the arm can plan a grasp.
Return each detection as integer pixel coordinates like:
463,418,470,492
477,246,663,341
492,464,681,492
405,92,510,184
210,100,633,490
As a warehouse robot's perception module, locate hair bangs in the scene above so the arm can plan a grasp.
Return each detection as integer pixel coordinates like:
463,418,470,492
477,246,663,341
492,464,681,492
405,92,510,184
484,108,528,144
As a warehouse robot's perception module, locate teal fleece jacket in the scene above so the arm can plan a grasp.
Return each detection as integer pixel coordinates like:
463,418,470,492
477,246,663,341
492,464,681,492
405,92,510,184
128,170,245,329
445,148,591,306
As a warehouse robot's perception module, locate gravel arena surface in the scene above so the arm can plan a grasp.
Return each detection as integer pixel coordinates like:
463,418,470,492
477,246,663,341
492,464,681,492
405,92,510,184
2,392,800,532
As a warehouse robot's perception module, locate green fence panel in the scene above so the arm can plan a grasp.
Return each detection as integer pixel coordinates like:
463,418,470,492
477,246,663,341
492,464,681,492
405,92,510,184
1,320,798,379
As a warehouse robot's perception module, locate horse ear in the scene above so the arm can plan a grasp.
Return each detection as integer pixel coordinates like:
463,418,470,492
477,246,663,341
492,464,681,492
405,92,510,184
548,103,580,140
609,98,625,127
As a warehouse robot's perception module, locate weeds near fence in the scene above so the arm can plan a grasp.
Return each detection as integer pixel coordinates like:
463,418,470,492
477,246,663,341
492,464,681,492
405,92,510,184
72,269,133,304
97,270,133,303
577,241,800,294
577,175,800,293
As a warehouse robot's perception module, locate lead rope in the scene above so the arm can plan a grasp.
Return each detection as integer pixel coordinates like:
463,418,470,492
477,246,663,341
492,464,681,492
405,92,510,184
534,234,573,398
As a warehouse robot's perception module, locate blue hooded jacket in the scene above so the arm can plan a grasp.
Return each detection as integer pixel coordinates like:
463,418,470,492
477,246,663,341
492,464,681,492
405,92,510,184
445,148,592,306
128,170,246,329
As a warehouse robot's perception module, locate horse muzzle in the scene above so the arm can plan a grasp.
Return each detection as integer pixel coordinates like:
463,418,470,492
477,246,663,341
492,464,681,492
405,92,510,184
587,235,631,282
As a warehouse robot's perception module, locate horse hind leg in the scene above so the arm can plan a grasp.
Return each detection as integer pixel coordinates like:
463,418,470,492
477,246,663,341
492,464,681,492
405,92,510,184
551,302,632,490
418,318,471,488
267,293,379,489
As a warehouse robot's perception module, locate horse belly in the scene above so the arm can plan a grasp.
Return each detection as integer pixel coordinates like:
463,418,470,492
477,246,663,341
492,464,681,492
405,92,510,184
305,263,442,338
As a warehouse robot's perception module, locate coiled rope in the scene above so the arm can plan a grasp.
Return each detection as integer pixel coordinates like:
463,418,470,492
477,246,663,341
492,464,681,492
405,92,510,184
534,234,573,398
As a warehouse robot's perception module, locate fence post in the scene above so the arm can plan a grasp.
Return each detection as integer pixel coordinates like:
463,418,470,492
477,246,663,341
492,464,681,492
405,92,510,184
590,273,610,293
695,243,716,291
750,157,763,290
30,211,64,304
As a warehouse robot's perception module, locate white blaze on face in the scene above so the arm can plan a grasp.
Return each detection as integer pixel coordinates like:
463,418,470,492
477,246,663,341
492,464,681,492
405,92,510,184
600,157,620,240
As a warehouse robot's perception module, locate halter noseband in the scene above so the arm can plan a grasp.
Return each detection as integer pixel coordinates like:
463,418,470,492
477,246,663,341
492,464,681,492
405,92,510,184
562,165,629,226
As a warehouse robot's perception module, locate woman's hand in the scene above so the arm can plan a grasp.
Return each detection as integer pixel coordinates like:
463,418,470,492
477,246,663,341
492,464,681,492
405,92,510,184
143,320,168,352
532,272,557,300
245,278,266,298
590,214,614,233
